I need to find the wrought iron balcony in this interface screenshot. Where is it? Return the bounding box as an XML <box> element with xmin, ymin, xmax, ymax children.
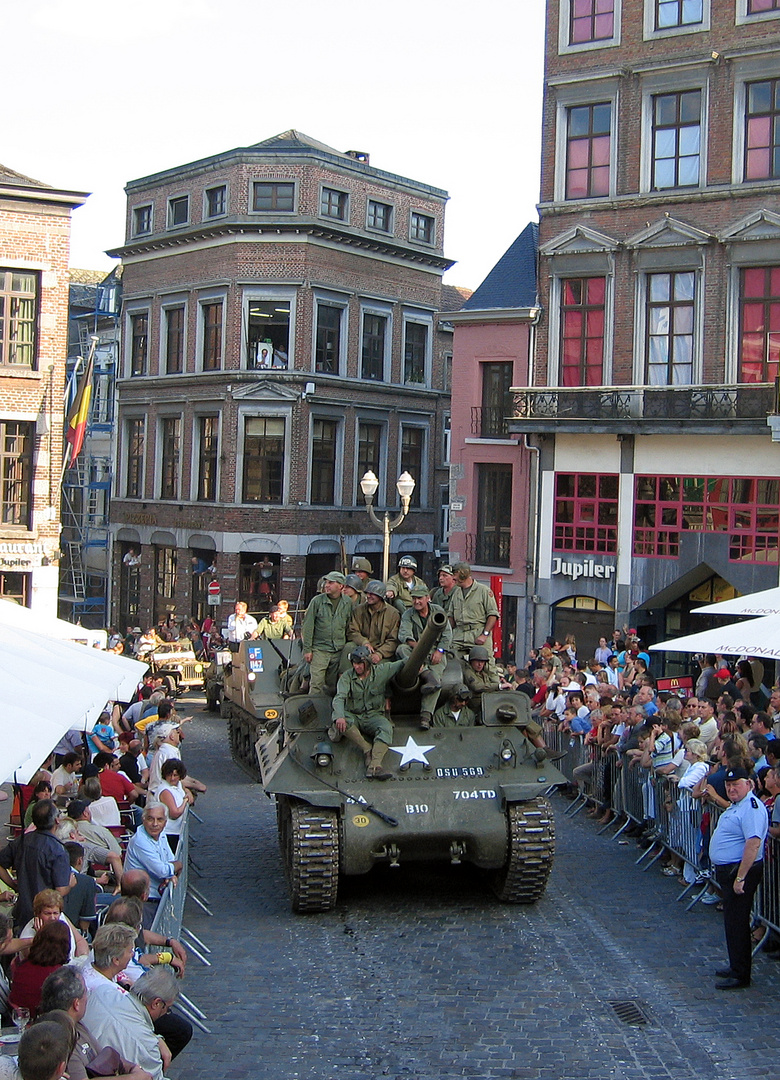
<box><xmin>464</xmin><ymin>531</ymin><xmax>512</xmax><ymax>568</ymax></box>
<box><xmin>471</xmin><ymin>406</ymin><xmax>510</xmax><ymax>438</ymax></box>
<box><xmin>510</xmin><ymin>383</ymin><xmax>777</xmax><ymax>435</ymax></box>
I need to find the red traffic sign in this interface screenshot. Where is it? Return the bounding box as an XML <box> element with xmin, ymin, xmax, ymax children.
<box><xmin>207</xmin><ymin>580</ymin><xmax>220</xmax><ymax>596</ymax></box>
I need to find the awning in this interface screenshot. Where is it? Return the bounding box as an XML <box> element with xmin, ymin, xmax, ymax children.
<box><xmin>693</xmin><ymin>585</ymin><xmax>780</xmax><ymax>618</ymax></box>
<box><xmin>0</xmin><ymin>603</ymin><xmax>148</xmax><ymax>784</ymax></box>
<box><xmin>648</xmin><ymin>613</ymin><xmax>780</xmax><ymax>661</ymax></box>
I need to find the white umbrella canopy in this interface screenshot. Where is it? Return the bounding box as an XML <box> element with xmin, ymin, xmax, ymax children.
<box><xmin>649</xmin><ymin>613</ymin><xmax>780</xmax><ymax>661</ymax></box>
<box><xmin>0</xmin><ymin>598</ymin><xmax>107</xmax><ymax>647</ymax></box>
<box><xmin>0</xmin><ymin>619</ymin><xmax>148</xmax><ymax>785</ymax></box>
<box><xmin>692</xmin><ymin>585</ymin><xmax>780</xmax><ymax>618</ymax></box>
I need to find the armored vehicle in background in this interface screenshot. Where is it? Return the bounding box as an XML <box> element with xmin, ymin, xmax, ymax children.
<box><xmin>255</xmin><ymin>612</ymin><xmax>565</xmax><ymax>912</ymax></box>
<box><xmin>222</xmin><ymin>636</ymin><xmax>302</xmax><ymax>778</ymax></box>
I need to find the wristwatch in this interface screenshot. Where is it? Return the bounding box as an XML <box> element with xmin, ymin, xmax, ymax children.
<box><xmin>735</xmin><ymin>876</ymin><xmax>745</xmax><ymax>883</ymax></box>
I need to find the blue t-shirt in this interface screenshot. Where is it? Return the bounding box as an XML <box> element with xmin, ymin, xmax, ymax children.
<box><xmin>86</xmin><ymin>722</ymin><xmax>115</xmax><ymax>757</ymax></box>
<box><xmin>570</xmin><ymin>714</ymin><xmax>592</xmax><ymax>735</ymax></box>
<box><xmin>710</xmin><ymin>792</ymin><xmax>768</xmax><ymax>865</ymax></box>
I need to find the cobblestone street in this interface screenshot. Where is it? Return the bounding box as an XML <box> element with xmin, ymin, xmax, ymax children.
<box><xmin>174</xmin><ymin>697</ymin><xmax>780</xmax><ymax>1080</ymax></box>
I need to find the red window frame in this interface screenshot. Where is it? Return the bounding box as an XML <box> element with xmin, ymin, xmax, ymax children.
<box><xmin>633</xmin><ymin>475</ymin><xmax>780</xmax><ymax>563</ymax></box>
<box><xmin>560</xmin><ymin>277</ymin><xmax>606</xmax><ymax>387</ymax></box>
<box><xmin>745</xmin><ymin>79</ymin><xmax>780</xmax><ymax>181</ymax></box>
<box><xmin>554</xmin><ymin>473</ymin><xmax>618</xmax><ymax>554</ymax></box>
<box><xmin>739</xmin><ymin>266</ymin><xmax>780</xmax><ymax>383</ymax></box>
<box><xmin>748</xmin><ymin>0</ymin><xmax>780</xmax><ymax>12</ymax></box>
<box><xmin>570</xmin><ymin>0</ymin><xmax>614</xmax><ymax>43</ymax></box>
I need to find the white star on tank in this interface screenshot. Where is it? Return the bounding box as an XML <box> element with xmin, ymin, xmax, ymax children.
<box><xmin>389</xmin><ymin>735</ymin><xmax>436</xmax><ymax>766</ymax></box>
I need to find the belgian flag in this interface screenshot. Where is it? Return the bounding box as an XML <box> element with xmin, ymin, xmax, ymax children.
<box><xmin>64</xmin><ymin>352</ymin><xmax>94</xmax><ymax>465</ymax></box>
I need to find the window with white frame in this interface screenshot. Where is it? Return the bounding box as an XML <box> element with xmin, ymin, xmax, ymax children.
<box><xmin>133</xmin><ymin>205</ymin><xmax>152</xmax><ymax>236</ymax></box>
<box><xmin>320</xmin><ymin>187</ymin><xmax>348</xmax><ymax>221</ymax></box>
<box><xmin>314</xmin><ymin>302</ymin><xmax>345</xmax><ymax>374</ymax></box>
<box><xmin>168</xmin><ymin>195</ymin><xmax>189</xmax><ymax>228</ymax></box>
<box><xmin>651</xmin><ymin>89</ymin><xmax>702</xmax><ymax>189</ymax></box>
<box><xmin>127</xmin><ymin>311</ymin><xmax>149</xmax><ymax>377</ymax></box>
<box><xmin>252</xmin><ymin>182</ymin><xmax>295</xmax><ymax>212</ymax></box>
<box><xmin>410</xmin><ymin>212</ymin><xmax>434</xmax><ymax>244</ymax></box>
<box><xmin>403</xmin><ymin>316</ymin><xmax>431</xmax><ymax>385</ymax></box>
<box><xmin>310</xmin><ymin>418</ymin><xmax>340</xmax><ymax>505</ymax></box>
<box><xmin>400</xmin><ymin>426</ymin><xmax>425</xmax><ymax>507</ymax></box>
<box><xmin>201</xmin><ymin>299</ymin><xmax>223</xmax><ymax>371</ymax></box>
<box><xmin>737</xmin><ymin>0</ymin><xmax>780</xmax><ymax>24</ymax></box>
<box><xmin>558</xmin><ymin>0</ymin><xmax>621</xmax><ymax>51</ymax></box>
<box><xmin>245</xmin><ymin>296</ymin><xmax>291</xmax><ymax>370</ymax></box>
<box><xmin>159</xmin><ymin>416</ymin><xmax>181</xmax><ymax>500</ymax></box>
<box><xmin>196</xmin><ymin>415</ymin><xmax>219</xmax><ymax>502</ymax></box>
<box><xmin>644</xmin><ymin>0</ymin><xmax>707</xmax><ymax>35</ymax></box>
<box><xmin>566</xmin><ymin>103</ymin><xmax>612</xmax><ymax>199</ymax></box>
<box><xmin>360</xmin><ymin>306</ymin><xmax>390</xmax><ymax>381</ymax></box>
<box><xmin>367</xmin><ymin>200</ymin><xmax>393</xmax><ymax>232</ymax></box>
<box><xmin>205</xmin><ymin>185</ymin><xmax>227</xmax><ymax>218</ymax></box>
<box><xmin>163</xmin><ymin>305</ymin><xmax>185</xmax><ymax>375</ymax></box>
<box><xmin>243</xmin><ymin>416</ymin><xmax>285</xmax><ymax>503</ymax></box>
<box><xmin>743</xmin><ymin>78</ymin><xmax>780</xmax><ymax>182</ymax></box>
<box><xmin>644</xmin><ymin>270</ymin><xmax>696</xmax><ymax>384</ymax></box>
<box><xmin>125</xmin><ymin>417</ymin><xmax>145</xmax><ymax>498</ymax></box>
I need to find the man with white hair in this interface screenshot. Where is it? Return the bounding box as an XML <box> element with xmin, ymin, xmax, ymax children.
<box><xmin>124</xmin><ymin>807</ymin><xmax>182</xmax><ymax>902</ymax></box>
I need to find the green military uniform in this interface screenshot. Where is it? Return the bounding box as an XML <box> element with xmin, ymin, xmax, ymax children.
<box><xmin>349</xmin><ymin>600</ymin><xmax>400</xmax><ymax>660</ymax></box>
<box><xmin>429</xmin><ymin>585</ymin><xmax>456</xmax><ymax>613</ymax></box>
<box><xmin>463</xmin><ymin>665</ymin><xmax>500</xmax><ymax>697</ymax></box>
<box><xmin>397</xmin><ymin>601</ymin><xmax>453</xmax><ymax>725</ymax></box>
<box><xmin>332</xmin><ymin>659</ymin><xmax>404</xmax><ymax>746</ymax></box>
<box><xmin>432</xmin><ymin>702</ymin><xmax>476</xmax><ymax>728</ymax></box>
<box><xmin>257</xmin><ymin>614</ymin><xmax>293</xmax><ymax>639</ymax></box>
<box><xmin>450</xmin><ymin>580</ymin><xmax>499</xmax><ymax>657</ymax></box>
<box><xmin>386</xmin><ymin>573</ymin><xmax>429</xmax><ymax>611</ymax></box>
<box><xmin>302</xmin><ymin>592</ymin><xmax>353</xmax><ymax>693</ymax></box>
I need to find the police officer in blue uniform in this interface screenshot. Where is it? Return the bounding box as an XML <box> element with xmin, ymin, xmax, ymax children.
<box><xmin>709</xmin><ymin>766</ymin><xmax>768</xmax><ymax>989</ymax></box>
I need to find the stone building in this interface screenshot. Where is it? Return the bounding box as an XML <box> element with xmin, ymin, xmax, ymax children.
<box><xmin>510</xmin><ymin>0</ymin><xmax>780</xmax><ymax>665</ymax></box>
<box><xmin>0</xmin><ymin>164</ymin><xmax>87</xmax><ymax>614</ymax></box>
<box><xmin>107</xmin><ymin>131</ymin><xmax>454</xmax><ymax>631</ymax></box>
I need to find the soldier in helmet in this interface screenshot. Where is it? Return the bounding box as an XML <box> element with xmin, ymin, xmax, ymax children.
<box><xmin>329</xmin><ymin>645</ymin><xmax>404</xmax><ymax>780</ymax></box>
<box><xmin>350</xmin><ymin>556</ymin><xmax>374</xmax><ymax>586</ymax></box>
<box><xmin>432</xmin><ymin>684</ymin><xmax>476</xmax><ymax>728</ymax></box>
<box><xmin>397</xmin><ymin>585</ymin><xmax>453</xmax><ymax>729</ymax></box>
<box><xmin>463</xmin><ymin>644</ymin><xmax>500</xmax><ymax>719</ymax></box>
<box><xmin>386</xmin><ymin>556</ymin><xmax>428</xmax><ymax>612</ymax></box>
<box><xmin>342</xmin><ymin>574</ymin><xmax>366</xmax><ymax>605</ymax></box>
<box><xmin>347</xmin><ymin>580</ymin><xmax>400</xmax><ymax>665</ymax></box>
<box><xmin>449</xmin><ymin>563</ymin><xmax>499</xmax><ymax>661</ymax></box>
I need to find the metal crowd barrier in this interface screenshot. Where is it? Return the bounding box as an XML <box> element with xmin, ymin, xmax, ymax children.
<box><xmin>151</xmin><ymin>812</ymin><xmax>213</xmax><ymax>1033</ymax></box>
<box><xmin>543</xmin><ymin>724</ymin><xmax>780</xmax><ymax>941</ymax></box>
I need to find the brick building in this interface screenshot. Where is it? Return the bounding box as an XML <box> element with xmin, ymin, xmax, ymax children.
<box><xmin>447</xmin><ymin>224</ymin><xmax>540</xmax><ymax>660</ymax></box>
<box><xmin>0</xmin><ymin>165</ymin><xmax>87</xmax><ymax>614</ymax></box>
<box><xmin>107</xmin><ymin>131</ymin><xmax>454</xmax><ymax>631</ymax></box>
<box><xmin>507</xmin><ymin>0</ymin><xmax>780</xmax><ymax>666</ymax></box>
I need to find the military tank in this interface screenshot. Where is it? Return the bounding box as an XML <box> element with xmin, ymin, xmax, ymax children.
<box><xmin>221</xmin><ymin>635</ymin><xmax>302</xmax><ymax>779</ymax></box>
<box><xmin>256</xmin><ymin>611</ymin><xmax>566</xmax><ymax>912</ymax></box>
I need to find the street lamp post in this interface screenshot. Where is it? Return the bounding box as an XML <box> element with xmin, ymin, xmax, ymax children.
<box><xmin>360</xmin><ymin>470</ymin><xmax>416</xmax><ymax>582</ymax></box>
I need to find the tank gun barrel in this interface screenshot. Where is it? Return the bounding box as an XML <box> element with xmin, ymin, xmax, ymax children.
<box><xmin>394</xmin><ymin>609</ymin><xmax>448</xmax><ymax>692</ymax></box>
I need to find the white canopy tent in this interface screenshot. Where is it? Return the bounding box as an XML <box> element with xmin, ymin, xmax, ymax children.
<box><xmin>692</xmin><ymin>585</ymin><xmax>780</xmax><ymax>618</ymax></box>
<box><xmin>0</xmin><ymin>605</ymin><xmax>147</xmax><ymax>785</ymax></box>
<box><xmin>0</xmin><ymin>598</ymin><xmax>107</xmax><ymax>648</ymax></box>
<box><xmin>648</xmin><ymin>613</ymin><xmax>780</xmax><ymax>662</ymax></box>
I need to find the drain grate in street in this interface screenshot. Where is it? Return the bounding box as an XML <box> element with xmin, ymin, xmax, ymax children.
<box><xmin>607</xmin><ymin>999</ymin><xmax>651</xmax><ymax>1025</ymax></box>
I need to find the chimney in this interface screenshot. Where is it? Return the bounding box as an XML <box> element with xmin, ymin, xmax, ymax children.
<box><xmin>345</xmin><ymin>150</ymin><xmax>370</xmax><ymax>164</ymax></box>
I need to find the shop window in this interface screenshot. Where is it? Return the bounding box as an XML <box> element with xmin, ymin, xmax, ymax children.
<box><xmin>633</xmin><ymin>475</ymin><xmax>780</xmax><ymax>563</ymax></box>
<box><xmin>739</xmin><ymin>266</ymin><xmax>780</xmax><ymax>382</ymax></box>
<box><xmin>554</xmin><ymin>472</ymin><xmax>618</xmax><ymax>553</ymax></box>
<box><xmin>0</xmin><ymin>571</ymin><xmax>29</xmax><ymax>606</ymax></box>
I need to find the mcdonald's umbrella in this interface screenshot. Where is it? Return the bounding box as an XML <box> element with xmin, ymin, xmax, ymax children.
<box><xmin>648</xmin><ymin>613</ymin><xmax>780</xmax><ymax>662</ymax></box>
<box><xmin>692</xmin><ymin>585</ymin><xmax>780</xmax><ymax>618</ymax></box>
<box><xmin>0</xmin><ymin>613</ymin><xmax>148</xmax><ymax>785</ymax></box>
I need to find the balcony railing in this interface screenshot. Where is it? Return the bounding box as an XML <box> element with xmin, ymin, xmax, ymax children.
<box><xmin>511</xmin><ymin>383</ymin><xmax>776</xmax><ymax>424</ymax></box>
<box><xmin>471</xmin><ymin>406</ymin><xmax>510</xmax><ymax>438</ymax></box>
<box><xmin>464</xmin><ymin>531</ymin><xmax>512</xmax><ymax>568</ymax></box>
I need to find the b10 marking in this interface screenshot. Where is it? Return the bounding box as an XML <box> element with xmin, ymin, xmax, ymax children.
<box><xmin>405</xmin><ymin>803</ymin><xmax>430</xmax><ymax>814</ymax></box>
<box><xmin>453</xmin><ymin>789</ymin><xmax>497</xmax><ymax>800</ymax></box>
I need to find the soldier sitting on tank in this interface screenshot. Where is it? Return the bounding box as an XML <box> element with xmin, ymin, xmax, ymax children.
<box><xmin>462</xmin><ymin>644</ymin><xmax>500</xmax><ymax>719</ymax></box>
<box><xmin>342</xmin><ymin>574</ymin><xmax>366</xmax><ymax>605</ymax></box>
<box><xmin>346</xmin><ymin>580</ymin><xmax>400</xmax><ymax>668</ymax></box>
<box><xmin>385</xmin><ymin>556</ymin><xmax>429</xmax><ymax>613</ymax></box>
<box><xmin>432</xmin><ymin>685</ymin><xmax>476</xmax><ymax>728</ymax></box>
<box><xmin>397</xmin><ymin>585</ymin><xmax>453</xmax><ymax>730</ymax></box>
<box><xmin>328</xmin><ymin>645</ymin><xmax>404</xmax><ymax>780</ymax></box>
<box><xmin>256</xmin><ymin>605</ymin><xmax>293</xmax><ymax>639</ymax></box>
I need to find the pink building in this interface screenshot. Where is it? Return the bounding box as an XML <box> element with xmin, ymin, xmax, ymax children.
<box><xmin>446</xmin><ymin>223</ymin><xmax>540</xmax><ymax>660</ymax></box>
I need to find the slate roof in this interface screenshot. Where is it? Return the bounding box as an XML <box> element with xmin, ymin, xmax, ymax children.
<box><xmin>462</xmin><ymin>222</ymin><xmax>538</xmax><ymax>311</ymax></box>
<box><xmin>69</xmin><ymin>268</ymin><xmax>108</xmax><ymax>285</ymax></box>
<box><xmin>0</xmin><ymin>163</ymin><xmax>49</xmax><ymax>189</ymax></box>
<box><xmin>440</xmin><ymin>284</ymin><xmax>473</xmax><ymax>312</ymax></box>
<box><xmin>250</xmin><ymin>129</ymin><xmax>346</xmax><ymax>157</ymax></box>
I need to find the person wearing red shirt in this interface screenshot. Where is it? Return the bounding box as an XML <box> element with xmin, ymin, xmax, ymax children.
<box><xmin>93</xmin><ymin>753</ymin><xmax>142</xmax><ymax>804</ymax></box>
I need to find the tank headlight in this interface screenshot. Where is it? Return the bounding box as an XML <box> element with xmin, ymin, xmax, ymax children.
<box><xmin>311</xmin><ymin>741</ymin><xmax>334</xmax><ymax>767</ymax></box>
<box><xmin>500</xmin><ymin>739</ymin><xmax>517</xmax><ymax>766</ymax></box>
<box><xmin>247</xmin><ymin>671</ymin><xmax>256</xmax><ymax>682</ymax></box>
<box><xmin>316</xmin><ymin>754</ymin><xmax>331</xmax><ymax>767</ymax></box>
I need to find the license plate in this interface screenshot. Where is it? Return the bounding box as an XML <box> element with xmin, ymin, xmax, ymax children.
<box><xmin>435</xmin><ymin>766</ymin><xmax>485</xmax><ymax>778</ymax></box>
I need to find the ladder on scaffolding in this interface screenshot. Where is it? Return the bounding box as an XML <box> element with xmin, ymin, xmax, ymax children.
<box><xmin>65</xmin><ymin>541</ymin><xmax>86</xmax><ymax>601</ymax></box>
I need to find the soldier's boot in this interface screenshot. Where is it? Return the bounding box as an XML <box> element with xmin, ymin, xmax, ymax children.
<box><xmin>326</xmin><ymin>724</ymin><xmax>342</xmax><ymax>743</ymax></box>
<box><xmin>366</xmin><ymin>741</ymin><xmax>393</xmax><ymax>781</ymax></box>
<box><xmin>343</xmin><ymin>726</ymin><xmax>372</xmax><ymax>755</ymax></box>
<box><xmin>419</xmin><ymin>712</ymin><xmax>433</xmax><ymax>730</ymax></box>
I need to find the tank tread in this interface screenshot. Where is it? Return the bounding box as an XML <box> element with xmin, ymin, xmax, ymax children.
<box><xmin>491</xmin><ymin>797</ymin><xmax>555</xmax><ymax>904</ymax></box>
<box><xmin>226</xmin><ymin>711</ymin><xmax>264</xmax><ymax>783</ymax></box>
<box><xmin>283</xmin><ymin>800</ymin><xmax>340</xmax><ymax>913</ymax></box>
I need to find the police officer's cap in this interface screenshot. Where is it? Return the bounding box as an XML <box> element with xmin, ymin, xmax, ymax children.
<box><xmin>469</xmin><ymin>644</ymin><xmax>490</xmax><ymax>661</ymax></box>
<box><xmin>344</xmin><ymin>574</ymin><xmax>365</xmax><ymax>592</ymax></box>
<box><xmin>724</xmin><ymin>766</ymin><xmax>751</xmax><ymax>782</ymax></box>
<box><xmin>398</xmin><ymin>555</ymin><xmax>417</xmax><ymax>569</ymax></box>
<box><xmin>350</xmin><ymin>644</ymin><xmax>373</xmax><ymax>663</ymax></box>
<box><xmin>365</xmin><ymin>579</ymin><xmax>386</xmax><ymax>599</ymax></box>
